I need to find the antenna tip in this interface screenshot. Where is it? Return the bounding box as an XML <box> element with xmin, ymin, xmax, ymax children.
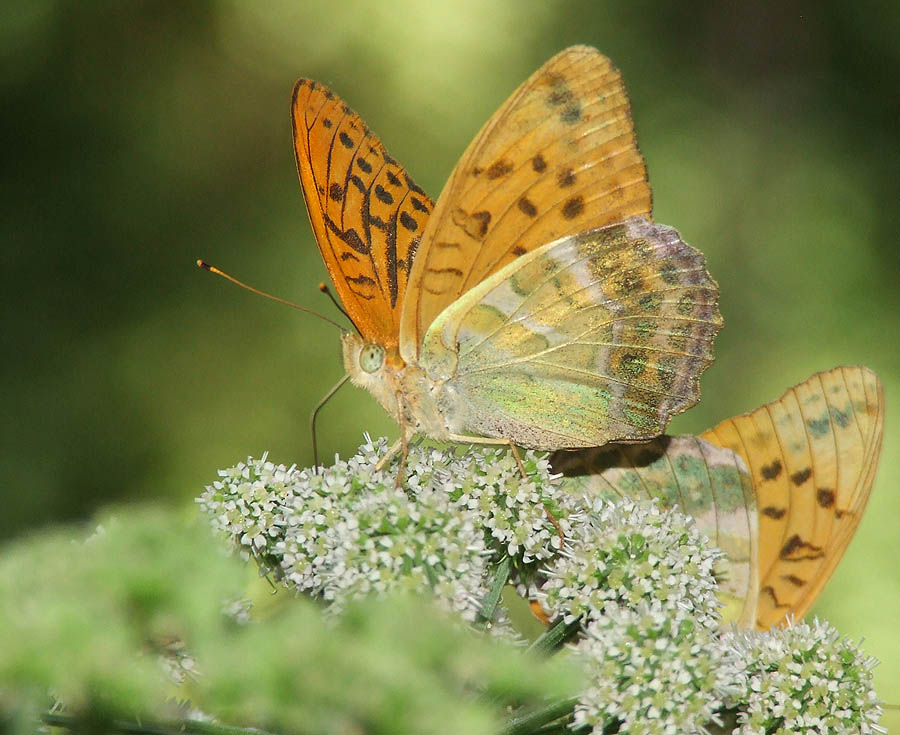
<box><xmin>197</xmin><ymin>259</ymin><xmax>211</xmax><ymax>271</ymax></box>
<box><xmin>318</xmin><ymin>282</ymin><xmax>328</xmax><ymax>292</ymax></box>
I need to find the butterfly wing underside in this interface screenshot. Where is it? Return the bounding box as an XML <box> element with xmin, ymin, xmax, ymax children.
<box><xmin>551</xmin><ymin>436</ymin><xmax>759</xmax><ymax>628</ymax></box>
<box><xmin>401</xmin><ymin>46</ymin><xmax>652</xmax><ymax>361</ymax></box>
<box><xmin>292</xmin><ymin>80</ymin><xmax>434</xmax><ymax>348</ymax></box>
<box><xmin>420</xmin><ymin>217</ymin><xmax>721</xmax><ymax>447</ymax></box>
<box><xmin>701</xmin><ymin>366</ymin><xmax>884</xmax><ymax>630</ymax></box>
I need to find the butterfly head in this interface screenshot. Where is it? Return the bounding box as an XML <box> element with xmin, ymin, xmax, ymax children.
<box><xmin>358</xmin><ymin>343</ymin><xmax>385</xmax><ymax>374</ymax></box>
<box><xmin>340</xmin><ymin>332</ymin><xmax>407</xmax><ymax>417</ymax></box>
<box><xmin>340</xmin><ymin>332</ymin><xmax>401</xmax><ymax>374</ymax></box>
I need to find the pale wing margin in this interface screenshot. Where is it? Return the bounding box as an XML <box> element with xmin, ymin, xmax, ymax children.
<box><xmin>420</xmin><ymin>215</ymin><xmax>722</xmax><ymax>449</ymax></box>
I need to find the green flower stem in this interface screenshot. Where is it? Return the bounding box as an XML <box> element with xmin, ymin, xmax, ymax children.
<box><xmin>478</xmin><ymin>556</ymin><xmax>511</xmax><ymax>622</ymax></box>
<box><xmin>498</xmin><ymin>696</ymin><xmax>579</xmax><ymax>735</ymax></box>
<box><xmin>41</xmin><ymin>712</ymin><xmax>280</xmax><ymax>735</ymax></box>
<box><xmin>527</xmin><ymin>618</ymin><xmax>580</xmax><ymax>656</ymax></box>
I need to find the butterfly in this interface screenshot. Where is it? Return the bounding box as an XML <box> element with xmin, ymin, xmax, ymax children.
<box><xmin>551</xmin><ymin>365</ymin><xmax>885</xmax><ymax>630</ymax></box>
<box><xmin>292</xmin><ymin>46</ymin><xmax>722</xmax><ymax>466</ymax></box>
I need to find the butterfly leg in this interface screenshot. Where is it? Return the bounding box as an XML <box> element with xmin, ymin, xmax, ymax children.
<box><xmin>392</xmin><ymin>392</ymin><xmax>411</xmax><ymax>489</ymax></box>
<box><xmin>396</xmin><ymin>431</ymin><xmax>409</xmax><ymax>489</ymax></box>
<box><xmin>374</xmin><ymin>397</ymin><xmax>412</xmax><ymax>488</ymax></box>
<box><xmin>375</xmin><ymin>438</ymin><xmax>403</xmax><ymax>472</ymax></box>
<box><xmin>446</xmin><ymin>434</ymin><xmax>565</xmax><ymax>550</ymax></box>
<box><xmin>447</xmin><ymin>434</ymin><xmax>528</xmax><ymax>474</ymax></box>
<box><xmin>374</xmin><ymin>435</ymin><xmax>409</xmax><ymax>489</ymax></box>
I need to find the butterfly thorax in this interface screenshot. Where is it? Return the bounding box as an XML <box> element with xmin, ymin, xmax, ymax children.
<box><xmin>340</xmin><ymin>332</ymin><xmax>453</xmax><ymax>439</ymax></box>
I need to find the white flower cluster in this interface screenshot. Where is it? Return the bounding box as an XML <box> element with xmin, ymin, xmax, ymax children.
<box><xmin>574</xmin><ymin>601</ymin><xmax>743</xmax><ymax>735</ymax></box>
<box><xmin>536</xmin><ymin>495</ymin><xmax>733</xmax><ymax>734</ymax></box>
<box><xmin>221</xmin><ymin>598</ymin><xmax>252</xmax><ymax>625</ymax></box>
<box><xmin>723</xmin><ymin>618</ymin><xmax>883</xmax><ymax>735</ymax></box>
<box><xmin>447</xmin><ymin>448</ymin><xmax>579</xmax><ymax>562</ymax></box>
<box><xmin>157</xmin><ymin>640</ymin><xmax>200</xmax><ymax>686</ymax></box>
<box><xmin>199</xmin><ymin>439</ymin><xmax>883</xmax><ymax>734</ymax></box>
<box><xmin>197</xmin><ymin>437</ymin><xmax>574</xmax><ymax>625</ymax></box>
<box><xmin>537</xmin><ymin>495</ymin><xmax>722</xmax><ymax>628</ymax></box>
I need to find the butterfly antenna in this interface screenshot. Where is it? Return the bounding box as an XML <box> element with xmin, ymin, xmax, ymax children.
<box><xmin>318</xmin><ymin>282</ymin><xmax>359</xmax><ymax>334</ymax></box>
<box><xmin>310</xmin><ymin>374</ymin><xmax>350</xmax><ymax>472</ymax></box>
<box><xmin>197</xmin><ymin>260</ymin><xmax>346</xmax><ymax>331</ymax></box>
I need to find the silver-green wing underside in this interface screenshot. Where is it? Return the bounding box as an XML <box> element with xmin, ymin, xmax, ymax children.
<box><xmin>421</xmin><ymin>216</ymin><xmax>722</xmax><ymax>449</ymax></box>
<box><xmin>551</xmin><ymin>436</ymin><xmax>759</xmax><ymax>628</ymax></box>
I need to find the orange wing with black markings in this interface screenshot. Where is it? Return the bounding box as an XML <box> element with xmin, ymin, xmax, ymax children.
<box><xmin>291</xmin><ymin>79</ymin><xmax>434</xmax><ymax>349</ymax></box>
<box><xmin>701</xmin><ymin>366</ymin><xmax>884</xmax><ymax>629</ymax></box>
<box><xmin>400</xmin><ymin>46</ymin><xmax>652</xmax><ymax>359</ymax></box>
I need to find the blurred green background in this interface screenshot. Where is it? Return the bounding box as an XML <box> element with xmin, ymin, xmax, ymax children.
<box><xmin>3</xmin><ymin>0</ymin><xmax>898</xmax><ymax>722</ymax></box>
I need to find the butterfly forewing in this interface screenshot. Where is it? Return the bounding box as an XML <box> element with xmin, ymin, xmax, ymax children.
<box><xmin>292</xmin><ymin>79</ymin><xmax>434</xmax><ymax>348</ymax></box>
<box><xmin>421</xmin><ymin>217</ymin><xmax>721</xmax><ymax>448</ymax></box>
<box><xmin>701</xmin><ymin>366</ymin><xmax>884</xmax><ymax>629</ymax></box>
<box><xmin>401</xmin><ymin>46</ymin><xmax>652</xmax><ymax>360</ymax></box>
<box><xmin>551</xmin><ymin>436</ymin><xmax>759</xmax><ymax>629</ymax></box>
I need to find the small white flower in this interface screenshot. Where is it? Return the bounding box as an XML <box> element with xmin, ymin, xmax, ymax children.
<box><xmin>723</xmin><ymin>618</ymin><xmax>883</xmax><ymax>735</ymax></box>
<box><xmin>198</xmin><ymin>437</ymin><xmax>570</xmax><ymax>637</ymax></box>
<box><xmin>574</xmin><ymin>599</ymin><xmax>743</xmax><ymax>735</ymax></box>
<box><xmin>536</xmin><ymin>496</ymin><xmax>722</xmax><ymax>630</ymax></box>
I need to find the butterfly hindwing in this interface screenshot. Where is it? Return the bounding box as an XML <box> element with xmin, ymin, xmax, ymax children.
<box><xmin>292</xmin><ymin>79</ymin><xmax>434</xmax><ymax>348</ymax></box>
<box><xmin>551</xmin><ymin>436</ymin><xmax>759</xmax><ymax>629</ymax></box>
<box><xmin>701</xmin><ymin>366</ymin><xmax>884</xmax><ymax>629</ymax></box>
<box><xmin>401</xmin><ymin>46</ymin><xmax>652</xmax><ymax>360</ymax></box>
<box><xmin>550</xmin><ymin>366</ymin><xmax>883</xmax><ymax>630</ymax></box>
<box><xmin>420</xmin><ymin>216</ymin><xmax>721</xmax><ymax>447</ymax></box>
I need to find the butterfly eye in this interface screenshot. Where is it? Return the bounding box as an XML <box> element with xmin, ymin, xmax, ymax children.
<box><xmin>359</xmin><ymin>344</ymin><xmax>385</xmax><ymax>373</ymax></box>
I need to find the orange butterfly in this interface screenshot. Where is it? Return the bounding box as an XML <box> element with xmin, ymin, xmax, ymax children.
<box><xmin>292</xmin><ymin>47</ymin><xmax>721</xmax><ymax>467</ymax></box>
<box><xmin>552</xmin><ymin>366</ymin><xmax>885</xmax><ymax>630</ymax></box>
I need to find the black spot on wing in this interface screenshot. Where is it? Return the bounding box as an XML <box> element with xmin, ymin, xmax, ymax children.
<box><xmin>399</xmin><ymin>211</ymin><xmax>418</xmax><ymax>232</ymax></box>
<box><xmin>346</xmin><ymin>274</ymin><xmax>375</xmax><ymax>286</ymax></box>
<box><xmin>374</xmin><ymin>185</ymin><xmax>394</xmax><ymax>205</ymax></box>
<box><xmin>518</xmin><ymin>197</ymin><xmax>537</xmax><ymax>217</ymax></box>
<box><xmin>761</xmin><ymin>459</ymin><xmax>783</xmax><ymax>480</ymax></box>
<box><xmin>760</xmin><ymin>585</ymin><xmax>790</xmax><ymax>610</ymax></box>
<box><xmin>404</xmin><ymin>173</ymin><xmax>427</xmax><ymax>197</ymax></box>
<box><xmin>557</xmin><ymin>168</ymin><xmax>576</xmax><ymax>187</ymax></box>
<box><xmin>348</xmin><ymin>175</ymin><xmax>367</xmax><ymax>195</ymax></box>
<box><xmin>562</xmin><ymin>196</ymin><xmax>584</xmax><ymax>219</ymax></box>
<box><xmin>780</xmin><ymin>534</ymin><xmax>824</xmax><ymax>560</ymax></box>
<box><xmin>367</xmin><ymin>213</ymin><xmax>388</xmax><ymax>231</ymax></box>
<box><xmin>324</xmin><ymin>214</ymin><xmax>370</xmax><ymax>255</ymax></box>
<box><xmin>790</xmin><ymin>468</ymin><xmax>812</xmax><ymax>486</ymax></box>
<box><xmin>560</xmin><ymin>103</ymin><xmax>582</xmax><ymax>124</ymax></box>
<box><xmin>426</xmin><ymin>266</ymin><xmax>464</xmax><ymax>277</ymax></box>
<box><xmin>471</xmin><ymin>210</ymin><xmax>491</xmax><ymax>237</ymax></box>
<box><xmin>486</xmin><ymin>159</ymin><xmax>513</xmax><ymax>179</ymax></box>
<box><xmin>782</xmin><ymin>574</ymin><xmax>807</xmax><ymax>587</ymax></box>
